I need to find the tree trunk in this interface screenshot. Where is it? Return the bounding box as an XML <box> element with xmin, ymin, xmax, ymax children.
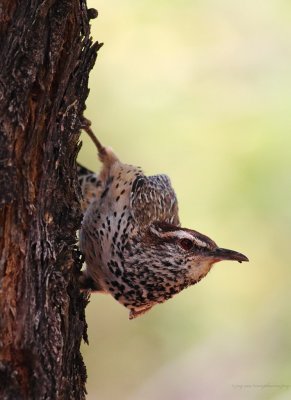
<box><xmin>0</xmin><ymin>1</ymin><xmax>101</xmax><ymax>398</ymax></box>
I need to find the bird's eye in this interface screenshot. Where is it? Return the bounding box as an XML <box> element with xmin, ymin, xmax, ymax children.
<box><xmin>179</xmin><ymin>238</ymin><xmax>193</xmax><ymax>251</ymax></box>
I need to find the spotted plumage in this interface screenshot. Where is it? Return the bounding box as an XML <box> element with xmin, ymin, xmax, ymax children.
<box><xmin>77</xmin><ymin>164</ymin><xmax>103</xmax><ymax>212</ymax></box>
<box><xmin>79</xmin><ymin>122</ymin><xmax>248</xmax><ymax>319</ymax></box>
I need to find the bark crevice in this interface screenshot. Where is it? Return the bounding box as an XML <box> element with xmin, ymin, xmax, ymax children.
<box><xmin>0</xmin><ymin>1</ymin><xmax>101</xmax><ymax>399</ymax></box>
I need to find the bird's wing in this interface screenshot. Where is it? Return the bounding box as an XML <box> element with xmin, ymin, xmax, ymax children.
<box><xmin>130</xmin><ymin>174</ymin><xmax>180</xmax><ymax>228</ymax></box>
<box><xmin>77</xmin><ymin>163</ymin><xmax>102</xmax><ymax>213</ymax></box>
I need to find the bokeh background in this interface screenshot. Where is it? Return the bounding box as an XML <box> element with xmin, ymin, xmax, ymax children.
<box><xmin>79</xmin><ymin>1</ymin><xmax>291</xmax><ymax>399</ymax></box>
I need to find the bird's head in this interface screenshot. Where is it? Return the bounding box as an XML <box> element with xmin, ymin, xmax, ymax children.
<box><xmin>147</xmin><ymin>221</ymin><xmax>248</xmax><ymax>281</ymax></box>
<box><xmin>123</xmin><ymin>221</ymin><xmax>248</xmax><ymax>318</ymax></box>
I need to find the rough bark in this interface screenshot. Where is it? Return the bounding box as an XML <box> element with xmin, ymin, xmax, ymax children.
<box><xmin>0</xmin><ymin>1</ymin><xmax>102</xmax><ymax>399</ymax></box>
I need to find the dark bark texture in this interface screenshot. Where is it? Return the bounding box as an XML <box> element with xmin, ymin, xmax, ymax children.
<box><xmin>0</xmin><ymin>1</ymin><xmax>102</xmax><ymax>399</ymax></box>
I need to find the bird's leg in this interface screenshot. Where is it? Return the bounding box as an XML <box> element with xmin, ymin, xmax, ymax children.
<box><xmin>80</xmin><ymin>117</ymin><xmax>107</xmax><ymax>159</ymax></box>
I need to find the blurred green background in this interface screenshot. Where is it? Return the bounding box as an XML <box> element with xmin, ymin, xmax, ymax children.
<box><xmin>79</xmin><ymin>1</ymin><xmax>291</xmax><ymax>399</ymax></box>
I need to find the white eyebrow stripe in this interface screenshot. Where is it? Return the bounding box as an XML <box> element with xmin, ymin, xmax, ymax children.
<box><xmin>151</xmin><ymin>226</ymin><xmax>210</xmax><ymax>248</ymax></box>
<box><xmin>167</xmin><ymin>231</ymin><xmax>193</xmax><ymax>240</ymax></box>
<box><xmin>192</xmin><ymin>238</ymin><xmax>207</xmax><ymax>248</ymax></box>
<box><xmin>165</xmin><ymin>230</ymin><xmax>208</xmax><ymax>247</ymax></box>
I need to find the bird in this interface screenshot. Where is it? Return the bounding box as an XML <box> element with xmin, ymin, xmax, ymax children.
<box><xmin>78</xmin><ymin>120</ymin><xmax>248</xmax><ymax>319</ymax></box>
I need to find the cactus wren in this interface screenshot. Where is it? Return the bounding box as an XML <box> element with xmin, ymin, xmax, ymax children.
<box><xmin>78</xmin><ymin>121</ymin><xmax>248</xmax><ymax>319</ymax></box>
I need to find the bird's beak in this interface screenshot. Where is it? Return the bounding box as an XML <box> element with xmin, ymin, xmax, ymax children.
<box><xmin>208</xmin><ymin>247</ymin><xmax>249</xmax><ymax>263</ymax></box>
